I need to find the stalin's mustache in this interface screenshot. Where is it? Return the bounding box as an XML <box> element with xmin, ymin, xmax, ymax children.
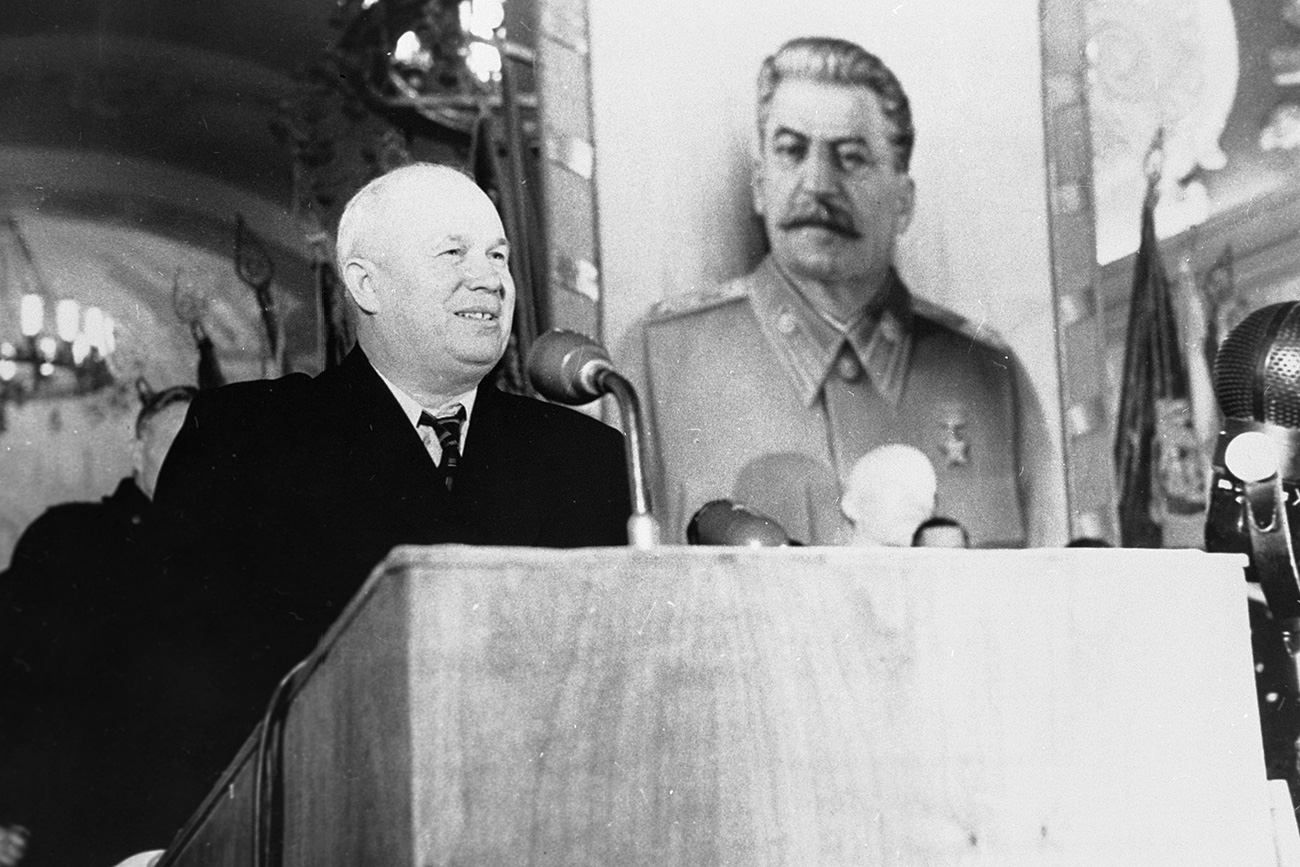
<box><xmin>779</xmin><ymin>199</ymin><xmax>861</xmax><ymax>239</ymax></box>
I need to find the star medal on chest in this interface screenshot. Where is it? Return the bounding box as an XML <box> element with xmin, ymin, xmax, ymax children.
<box><xmin>939</xmin><ymin>402</ymin><xmax>970</xmax><ymax>468</ymax></box>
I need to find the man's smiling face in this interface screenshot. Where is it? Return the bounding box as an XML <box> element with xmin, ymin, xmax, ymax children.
<box><xmin>365</xmin><ymin>171</ymin><xmax>516</xmax><ymax>391</ymax></box>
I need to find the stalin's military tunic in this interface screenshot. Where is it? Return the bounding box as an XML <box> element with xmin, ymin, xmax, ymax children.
<box><xmin>634</xmin><ymin>257</ymin><xmax>1043</xmax><ymax>547</ymax></box>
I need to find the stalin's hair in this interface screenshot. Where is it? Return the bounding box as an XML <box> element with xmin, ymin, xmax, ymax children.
<box><xmin>756</xmin><ymin>36</ymin><xmax>915</xmax><ymax>172</ymax></box>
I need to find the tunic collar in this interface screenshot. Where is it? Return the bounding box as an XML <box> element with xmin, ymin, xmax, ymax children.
<box><xmin>746</xmin><ymin>257</ymin><xmax>913</xmax><ymax>408</ymax></box>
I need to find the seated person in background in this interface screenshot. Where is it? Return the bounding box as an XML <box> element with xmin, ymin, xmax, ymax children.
<box><xmin>5</xmin><ymin>383</ymin><xmax>195</xmax><ymax>575</ymax></box>
<box><xmin>912</xmin><ymin>516</ymin><xmax>970</xmax><ymax>548</ymax></box>
<box><xmin>633</xmin><ymin>36</ymin><xmax>1049</xmax><ymax>546</ymax></box>
<box><xmin>144</xmin><ymin>163</ymin><xmax>630</xmax><ymax>837</ymax></box>
<box><xmin>0</xmin><ymin>384</ymin><xmax>196</xmax><ymax>867</ymax></box>
<box><xmin>840</xmin><ymin>443</ymin><xmax>935</xmax><ymax>547</ymax></box>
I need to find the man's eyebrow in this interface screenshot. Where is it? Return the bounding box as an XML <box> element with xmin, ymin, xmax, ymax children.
<box><xmin>770</xmin><ymin>127</ymin><xmax>871</xmax><ymax>149</ymax></box>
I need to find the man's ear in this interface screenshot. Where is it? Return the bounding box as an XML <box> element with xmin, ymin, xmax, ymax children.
<box><xmin>894</xmin><ymin>175</ymin><xmax>917</xmax><ymax>236</ymax></box>
<box><xmin>750</xmin><ymin>154</ymin><xmax>767</xmax><ymax>218</ymax></box>
<box><xmin>343</xmin><ymin>258</ymin><xmax>380</xmax><ymax>315</ymax></box>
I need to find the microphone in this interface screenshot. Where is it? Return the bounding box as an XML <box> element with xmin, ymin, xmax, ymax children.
<box><xmin>1208</xmin><ymin>301</ymin><xmax>1300</xmax><ymax>619</ymax></box>
<box><xmin>1209</xmin><ymin>301</ymin><xmax>1300</xmax><ymax>795</ymax></box>
<box><xmin>526</xmin><ymin>329</ymin><xmax>660</xmax><ymax>548</ymax></box>
<box><xmin>525</xmin><ymin>328</ymin><xmax>615</xmax><ymax>404</ymax></box>
<box><xmin>734</xmin><ymin>451</ymin><xmax>840</xmax><ymax>545</ymax></box>
<box><xmin>686</xmin><ymin>499</ymin><xmax>803</xmax><ymax>546</ymax></box>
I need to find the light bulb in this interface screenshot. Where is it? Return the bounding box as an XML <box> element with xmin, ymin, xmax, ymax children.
<box><xmin>468</xmin><ymin>0</ymin><xmax>504</xmax><ymax>39</ymax></box>
<box><xmin>393</xmin><ymin>31</ymin><xmax>428</xmax><ymax>68</ymax></box>
<box><xmin>56</xmin><ymin>299</ymin><xmax>80</xmax><ymax>342</ymax></box>
<box><xmin>20</xmin><ymin>294</ymin><xmax>44</xmax><ymax>337</ymax></box>
<box><xmin>83</xmin><ymin>307</ymin><xmax>104</xmax><ymax>350</ymax></box>
<box><xmin>465</xmin><ymin>42</ymin><xmax>501</xmax><ymax>83</ymax></box>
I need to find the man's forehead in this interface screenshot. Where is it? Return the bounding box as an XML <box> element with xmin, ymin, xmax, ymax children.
<box><xmin>390</xmin><ymin>173</ymin><xmax>479</xmax><ymax>213</ymax></box>
<box><xmin>388</xmin><ymin>180</ymin><xmax>505</xmax><ymax>239</ymax></box>
<box><xmin>762</xmin><ymin>80</ymin><xmax>887</xmax><ymax>139</ymax></box>
<box><xmin>438</xmin><ymin>229</ymin><xmax>510</xmax><ymax>248</ymax></box>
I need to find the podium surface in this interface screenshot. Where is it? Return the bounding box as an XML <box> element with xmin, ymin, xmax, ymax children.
<box><xmin>162</xmin><ymin>545</ymin><xmax>1274</xmax><ymax>866</ymax></box>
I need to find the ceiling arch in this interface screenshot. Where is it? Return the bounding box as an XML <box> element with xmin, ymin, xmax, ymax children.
<box><xmin>0</xmin><ymin>28</ymin><xmax>327</xmax><ymax>378</ymax></box>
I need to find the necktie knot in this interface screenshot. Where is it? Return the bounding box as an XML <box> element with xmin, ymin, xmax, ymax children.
<box><xmin>419</xmin><ymin>404</ymin><xmax>466</xmax><ymax>490</ymax></box>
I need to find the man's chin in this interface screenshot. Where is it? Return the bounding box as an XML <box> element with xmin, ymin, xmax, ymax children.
<box><xmin>446</xmin><ymin>336</ymin><xmax>509</xmax><ymax>373</ymax></box>
<box><xmin>775</xmin><ymin>247</ymin><xmax>859</xmax><ymax>284</ymax></box>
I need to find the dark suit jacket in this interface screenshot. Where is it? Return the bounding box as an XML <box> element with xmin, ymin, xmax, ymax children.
<box><xmin>137</xmin><ymin>347</ymin><xmax>630</xmax><ymax>833</ymax></box>
<box><xmin>156</xmin><ymin>346</ymin><xmax>627</xmax><ymax>611</ymax></box>
<box><xmin>1</xmin><ymin>480</ymin><xmax>158</xmax><ymax>867</ymax></box>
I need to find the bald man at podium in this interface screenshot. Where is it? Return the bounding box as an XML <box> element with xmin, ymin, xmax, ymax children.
<box><xmin>132</xmin><ymin>164</ymin><xmax>630</xmax><ymax>857</ymax></box>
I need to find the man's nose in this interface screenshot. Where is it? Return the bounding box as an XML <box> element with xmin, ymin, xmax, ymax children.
<box><xmin>462</xmin><ymin>255</ymin><xmax>506</xmax><ymax>296</ymax></box>
<box><xmin>799</xmin><ymin>146</ymin><xmax>840</xmax><ymax>194</ymax></box>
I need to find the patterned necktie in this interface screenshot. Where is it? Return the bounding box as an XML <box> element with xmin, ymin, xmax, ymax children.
<box><xmin>418</xmin><ymin>404</ymin><xmax>466</xmax><ymax>491</ymax></box>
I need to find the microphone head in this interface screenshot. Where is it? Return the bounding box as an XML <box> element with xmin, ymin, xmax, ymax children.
<box><xmin>526</xmin><ymin>329</ymin><xmax>613</xmax><ymax>405</ymax></box>
<box><xmin>1214</xmin><ymin>301</ymin><xmax>1300</xmax><ymax>427</ymax></box>
<box><xmin>687</xmin><ymin>499</ymin><xmax>794</xmax><ymax>546</ymax></box>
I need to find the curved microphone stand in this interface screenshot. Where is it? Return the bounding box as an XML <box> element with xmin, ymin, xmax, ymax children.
<box><xmin>526</xmin><ymin>329</ymin><xmax>660</xmax><ymax>549</ymax></box>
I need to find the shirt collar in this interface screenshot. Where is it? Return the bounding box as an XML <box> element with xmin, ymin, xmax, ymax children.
<box><xmin>746</xmin><ymin>258</ymin><xmax>913</xmax><ymax>408</ymax></box>
<box><xmin>374</xmin><ymin>369</ymin><xmax>479</xmax><ymax>444</ymax></box>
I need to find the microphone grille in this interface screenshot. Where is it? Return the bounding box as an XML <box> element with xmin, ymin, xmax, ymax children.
<box><xmin>525</xmin><ymin>328</ymin><xmax>611</xmax><ymax>405</ymax></box>
<box><xmin>1214</xmin><ymin>301</ymin><xmax>1300</xmax><ymax>426</ymax></box>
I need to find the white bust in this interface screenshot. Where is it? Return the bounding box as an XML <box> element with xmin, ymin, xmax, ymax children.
<box><xmin>840</xmin><ymin>443</ymin><xmax>937</xmax><ymax>547</ymax></box>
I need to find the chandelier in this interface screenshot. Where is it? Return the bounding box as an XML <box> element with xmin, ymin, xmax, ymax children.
<box><xmin>331</xmin><ymin>0</ymin><xmax>525</xmax><ymax>135</ymax></box>
<box><xmin>0</xmin><ymin>215</ymin><xmax>117</xmax><ymax>428</ymax></box>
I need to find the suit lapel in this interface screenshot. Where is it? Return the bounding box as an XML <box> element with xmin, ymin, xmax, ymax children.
<box><xmin>314</xmin><ymin>348</ymin><xmax>448</xmax><ymax>542</ymax></box>
<box><xmin>456</xmin><ymin>382</ymin><xmax>544</xmax><ymax>545</ymax></box>
<box><xmin>315</xmin><ymin>351</ymin><xmax>544</xmax><ymax>545</ymax></box>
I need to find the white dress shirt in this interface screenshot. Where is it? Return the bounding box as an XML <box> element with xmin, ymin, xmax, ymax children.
<box><xmin>374</xmin><ymin>370</ymin><xmax>478</xmax><ymax>465</ymax></box>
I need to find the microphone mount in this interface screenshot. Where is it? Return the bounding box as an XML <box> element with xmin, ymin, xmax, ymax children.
<box><xmin>526</xmin><ymin>329</ymin><xmax>659</xmax><ymax>548</ymax></box>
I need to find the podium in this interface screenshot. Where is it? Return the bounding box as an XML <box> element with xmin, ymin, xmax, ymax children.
<box><xmin>159</xmin><ymin>545</ymin><xmax>1277</xmax><ymax>866</ymax></box>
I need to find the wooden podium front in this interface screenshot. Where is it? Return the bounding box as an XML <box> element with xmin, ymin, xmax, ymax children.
<box><xmin>159</xmin><ymin>546</ymin><xmax>1276</xmax><ymax>866</ymax></box>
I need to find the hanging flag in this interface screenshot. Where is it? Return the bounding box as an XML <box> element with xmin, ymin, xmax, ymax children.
<box><xmin>1113</xmin><ymin>149</ymin><xmax>1207</xmax><ymax>548</ymax></box>
<box><xmin>1200</xmin><ymin>244</ymin><xmax>1236</xmax><ymax>368</ymax></box>
<box><xmin>1173</xmin><ymin>258</ymin><xmax>1220</xmax><ymax>455</ymax></box>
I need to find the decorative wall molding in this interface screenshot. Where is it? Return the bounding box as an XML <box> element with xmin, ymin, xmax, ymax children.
<box><xmin>1041</xmin><ymin>0</ymin><xmax>1116</xmax><ymax>541</ymax></box>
